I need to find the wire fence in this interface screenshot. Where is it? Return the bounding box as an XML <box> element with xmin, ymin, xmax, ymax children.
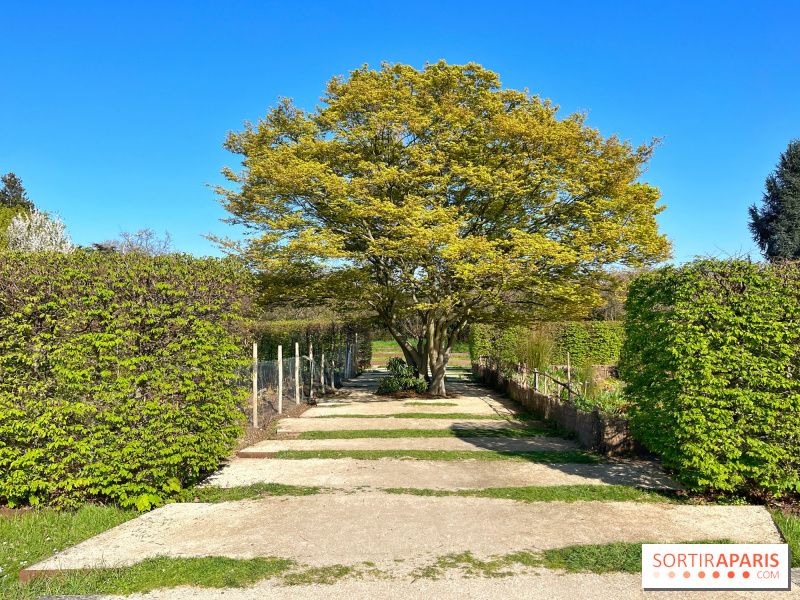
<box><xmin>236</xmin><ymin>342</ymin><xmax>360</xmax><ymax>427</ymax></box>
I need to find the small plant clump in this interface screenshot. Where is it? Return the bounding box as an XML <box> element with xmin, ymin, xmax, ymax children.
<box><xmin>375</xmin><ymin>357</ymin><xmax>428</xmax><ymax>395</ymax></box>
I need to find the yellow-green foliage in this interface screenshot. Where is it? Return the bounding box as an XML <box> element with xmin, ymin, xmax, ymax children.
<box><xmin>214</xmin><ymin>61</ymin><xmax>671</xmax><ymax>394</ymax></box>
<box><xmin>0</xmin><ymin>252</ymin><xmax>250</xmax><ymax>509</ymax></box>
<box><xmin>621</xmin><ymin>260</ymin><xmax>800</xmax><ymax>497</ymax></box>
<box><xmin>253</xmin><ymin>319</ymin><xmax>371</xmax><ymax>366</ymax></box>
<box><xmin>470</xmin><ymin>322</ymin><xmax>624</xmax><ymax>366</ymax></box>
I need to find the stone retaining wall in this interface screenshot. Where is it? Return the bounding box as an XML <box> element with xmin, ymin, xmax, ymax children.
<box><xmin>473</xmin><ymin>361</ymin><xmax>637</xmax><ymax>456</ymax></box>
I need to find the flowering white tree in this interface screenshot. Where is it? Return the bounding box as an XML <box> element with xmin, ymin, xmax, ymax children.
<box><xmin>3</xmin><ymin>209</ymin><xmax>73</xmax><ymax>253</ymax></box>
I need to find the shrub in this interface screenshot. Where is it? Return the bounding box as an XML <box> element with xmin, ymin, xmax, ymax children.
<box><xmin>0</xmin><ymin>252</ymin><xmax>250</xmax><ymax>509</ymax></box>
<box><xmin>376</xmin><ymin>358</ymin><xmax>428</xmax><ymax>395</ymax></box>
<box><xmin>620</xmin><ymin>259</ymin><xmax>800</xmax><ymax>497</ymax></box>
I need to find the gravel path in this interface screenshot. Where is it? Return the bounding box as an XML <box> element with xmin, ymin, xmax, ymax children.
<box><xmin>24</xmin><ymin>493</ymin><xmax>782</xmax><ymax>577</ymax></box>
<box><xmin>205</xmin><ymin>457</ymin><xmax>684</xmax><ymax>490</ymax></box>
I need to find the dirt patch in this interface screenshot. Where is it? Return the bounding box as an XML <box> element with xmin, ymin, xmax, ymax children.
<box><xmin>0</xmin><ymin>506</ymin><xmax>32</xmax><ymax>518</ymax></box>
<box><xmin>233</xmin><ymin>403</ymin><xmax>311</xmax><ymax>453</ymax></box>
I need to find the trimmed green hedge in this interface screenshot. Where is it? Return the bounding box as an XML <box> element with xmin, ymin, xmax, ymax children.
<box><xmin>470</xmin><ymin>322</ymin><xmax>624</xmax><ymax>366</ymax></box>
<box><xmin>254</xmin><ymin>319</ymin><xmax>371</xmax><ymax>367</ymax></box>
<box><xmin>0</xmin><ymin>252</ymin><xmax>250</xmax><ymax>509</ymax></box>
<box><xmin>620</xmin><ymin>260</ymin><xmax>800</xmax><ymax>497</ymax></box>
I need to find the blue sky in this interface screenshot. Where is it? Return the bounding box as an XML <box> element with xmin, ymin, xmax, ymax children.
<box><xmin>1</xmin><ymin>1</ymin><xmax>798</xmax><ymax>262</ymax></box>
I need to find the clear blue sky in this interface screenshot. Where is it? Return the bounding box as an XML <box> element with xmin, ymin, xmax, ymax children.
<box><xmin>1</xmin><ymin>1</ymin><xmax>798</xmax><ymax>262</ymax></box>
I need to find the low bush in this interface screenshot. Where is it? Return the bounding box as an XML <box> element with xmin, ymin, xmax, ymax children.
<box><xmin>376</xmin><ymin>357</ymin><xmax>428</xmax><ymax>395</ymax></box>
<box><xmin>620</xmin><ymin>259</ymin><xmax>800</xmax><ymax>497</ymax></box>
<box><xmin>0</xmin><ymin>252</ymin><xmax>250</xmax><ymax>509</ymax></box>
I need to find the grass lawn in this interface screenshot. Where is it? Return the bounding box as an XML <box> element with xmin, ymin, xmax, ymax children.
<box><xmin>297</xmin><ymin>428</ymin><xmax>552</xmax><ymax>440</ymax></box>
<box><xmin>0</xmin><ymin>505</ymin><xmax>138</xmax><ymax>598</ymax></box>
<box><xmin>771</xmin><ymin>510</ymin><xmax>800</xmax><ymax>567</ymax></box>
<box><xmin>272</xmin><ymin>449</ymin><xmax>601</xmax><ymax>463</ymax></box>
<box><xmin>371</xmin><ymin>340</ymin><xmax>470</xmax><ymax>354</ymax></box>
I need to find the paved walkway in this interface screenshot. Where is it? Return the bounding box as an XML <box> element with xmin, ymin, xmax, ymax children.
<box><xmin>28</xmin><ymin>494</ymin><xmax>781</xmax><ymax>574</ymax></box>
<box><xmin>23</xmin><ymin>369</ymin><xmax>790</xmax><ymax>598</ymax></box>
<box><xmin>205</xmin><ymin>457</ymin><xmax>683</xmax><ymax>489</ymax></box>
<box><xmin>95</xmin><ymin>570</ymin><xmax>800</xmax><ymax>600</ymax></box>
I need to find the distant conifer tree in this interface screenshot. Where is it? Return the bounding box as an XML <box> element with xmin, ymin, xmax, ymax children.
<box><xmin>0</xmin><ymin>172</ymin><xmax>34</xmax><ymax>211</ymax></box>
<box><xmin>749</xmin><ymin>139</ymin><xmax>800</xmax><ymax>260</ymax></box>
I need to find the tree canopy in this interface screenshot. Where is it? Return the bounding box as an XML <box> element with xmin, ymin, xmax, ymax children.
<box><xmin>215</xmin><ymin>61</ymin><xmax>671</xmax><ymax>394</ymax></box>
<box><xmin>749</xmin><ymin>139</ymin><xmax>800</xmax><ymax>261</ymax></box>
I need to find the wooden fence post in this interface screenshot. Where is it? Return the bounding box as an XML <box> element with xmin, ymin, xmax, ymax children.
<box><xmin>309</xmin><ymin>342</ymin><xmax>314</xmax><ymax>403</ymax></box>
<box><xmin>252</xmin><ymin>341</ymin><xmax>258</xmax><ymax>428</ymax></box>
<box><xmin>321</xmin><ymin>351</ymin><xmax>326</xmax><ymax>392</ymax></box>
<box><xmin>534</xmin><ymin>369</ymin><xmax>539</xmax><ymax>392</ymax></box>
<box><xmin>294</xmin><ymin>342</ymin><xmax>300</xmax><ymax>404</ymax></box>
<box><xmin>277</xmin><ymin>345</ymin><xmax>283</xmax><ymax>414</ymax></box>
<box><xmin>566</xmin><ymin>351</ymin><xmax>572</xmax><ymax>401</ymax></box>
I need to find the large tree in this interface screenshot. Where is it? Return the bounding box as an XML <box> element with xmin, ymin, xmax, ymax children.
<box><xmin>215</xmin><ymin>62</ymin><xmax>671</xmax><ymax>394</ymax></box>
<box><xmin>749</xmin><ymin>139</ymin><xmax>800</xmax><ymax>261</ymax></box>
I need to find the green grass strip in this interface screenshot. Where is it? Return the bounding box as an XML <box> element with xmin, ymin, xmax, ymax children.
<box><xmin>541</xmin><ymin>540</ymin><xmax>733</xmax><ymax>574</ymax></box>
<box><xmin>182</xmin><ymin>483</ymin><xmax>322</xmax><ymax>503</ymax></box>
<box><xmin>771</xmin><ymin>510</ymin><xmax>800</xmax><ymax>567</ymax></box>
<box><xmin>382</xmin><ymin>484</ymin><xmax>684</xmax><ymax>504</ymax></box>
<box><xmin>272</xmin><ymin>449</ymin><xmax>601</xmax><ymax>463</ymax></box>
<box><xmin>297</xmin><ymin>428</ymin><xmax>551</xmax><ymax>440</ymax></box>
<box><xmin>415</xmin><ymin>541</ymin><xmax>734</xmax><ymax>580</ymax></box>
<box><xmin>312</xmin><ymin>412</ymin><xmax>536</xmax><ymax>421</ymax></box>
<box><xmin>2</xmin><ymin>556</ymin><xmax>296</xmax><ymax>600</ymax></box>
<box><xmin>0</xmin><ymin>504</ymin><xmax>138</xmax><ymax>588</ymax></box>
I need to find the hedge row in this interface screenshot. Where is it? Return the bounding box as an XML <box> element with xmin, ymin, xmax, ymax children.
<box><xmin>253</xmin><ymin>319</ymin><xmax>372</xmax><ymax>367</ymax></box>
<box><xmin>620</xmin><ymin>259</ymin><xmax>800</xmax><ymax>497</ymax></box>
<box><xmin>469</xmin><ymin>322</ymin><xmax>624</xmax><ymax>366</ymax></box>
<box><xmin>0</xmin><ymin>253</ymin><xmax>250</xmax><ymax>509</ymax></box>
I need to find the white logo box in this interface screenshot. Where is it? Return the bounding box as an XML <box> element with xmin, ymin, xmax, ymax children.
<box><xmin>642</xmin><ymin>544</ymin><xmax>791</xmax><ymax>591</ymax></box>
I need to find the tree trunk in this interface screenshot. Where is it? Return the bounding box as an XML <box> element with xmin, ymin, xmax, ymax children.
<box><xmin>416</xmin><ymin>337</ymin><xmax>429</xmax><ymax>381</ymax></box>
<box><xmin>428</xmin><ymin>357</ymin><xmax>448</xmax><ymax>396</ymax></box>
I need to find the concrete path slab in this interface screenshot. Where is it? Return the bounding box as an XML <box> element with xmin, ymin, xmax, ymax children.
<box><xmin>277</xmin><ymin>417</ymin><xmax>545</xmax><ymax>432</ymax></box>
<box><xmin>86</xmin><ymin>571</ymin><xmax>800</xmax><ymax>600</ymax></box>
<box><xmin>302</xmin><ymin>372</ymin><xmax>519</xmax><ymax>418</ymax></box>
<box><xmin>23</xmin><ymin>493</ymin><xmax>781</xmax><ymax>579</ymax></box>
<box><xmin>302</xmin><ymin>399</ymin><xmax>514</xmax><ymax>417</ymax></box>
<box><xmin>242</xmin><ymin>436</ymin><xmax>579</xmax><ymax>453</ymax></box>
<box><xmin>205</xmin><ymin>457</ymin><xmax>683</xmax><ymax>490</ymax></box>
